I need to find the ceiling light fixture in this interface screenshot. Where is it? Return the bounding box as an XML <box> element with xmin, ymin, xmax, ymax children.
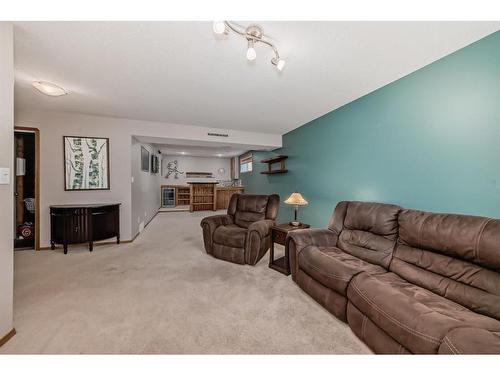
<box><xmin>213</xmin><ymin>21</ymin><xmax>286</xmax><ymax>72</ymax></box>
<box><xmin>32</xmin><ymin>81</ymin><xmax>68</xmax><ymax>97</ymax></box>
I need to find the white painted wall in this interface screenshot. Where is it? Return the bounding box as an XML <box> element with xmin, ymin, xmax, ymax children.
<box><xmin>0</xmin><ymin>22</ymin><xmax>14</xmax><ymax>340</ymax></box>
<box><xmin>15</xmin><ymin>110</ymin><xmax>133</xmax><ymax>247</ymax></box>
<box><xmin>161</xmin><ymin>155</ymin><xmax>231</xmax><ymax>185</ymax></box>
<box><xmin>15</xmin><ymin>109</ymin><xmax>279</xmax><ymax>247</ymax></box>
<box><xmin>131</xmin><ymin>139</ymin><xmax>160</xmax><ymax>238</ymax></box>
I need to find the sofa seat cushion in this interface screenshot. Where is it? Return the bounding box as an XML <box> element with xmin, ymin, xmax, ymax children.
<box><xmin>438</xmin><ymin>327</ymin><xmax>500</xmax><ymax>354</ymax></box>
<box><xmin>347</xmin><ymin>272</ymin><xmax>500</xmax><ymax>354</ymax></box>
<box><xmin>298</xmin><ymin>246</ymin><xmax>387</xmax><ymax>296</ymax></box>
<box><xmin>213</xmin><ymin>225</ymin><xmax>247</xmax><ymax>248</ymax></box>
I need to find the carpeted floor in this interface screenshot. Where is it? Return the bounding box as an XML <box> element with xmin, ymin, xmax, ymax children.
<box><xmin>0</xmin><ymin>211</ymin><xmax>370</xmax><ymax>354</ymax></box>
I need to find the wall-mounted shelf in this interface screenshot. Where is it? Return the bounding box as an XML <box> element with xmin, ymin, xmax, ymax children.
<box><xmin>261</xmin><ymin>169</ymin><xmax>288</xmax><ymax>175</ymax></box>
<box><xmin>261</xmin><ymin>155</ymin><xmax>288</xmax><ymax>174</ymax></box>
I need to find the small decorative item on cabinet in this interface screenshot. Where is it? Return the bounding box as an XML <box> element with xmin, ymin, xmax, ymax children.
<box><xmin>260</xmin><ymin>155</ymin><xmax>288</xmax><ymax>174</ymax></box>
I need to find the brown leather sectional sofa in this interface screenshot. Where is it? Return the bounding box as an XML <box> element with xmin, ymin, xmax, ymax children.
<box><xmin>287</xmin><ymin>201</ymin><xmax>500</xmax><ymax>354</ymax></box>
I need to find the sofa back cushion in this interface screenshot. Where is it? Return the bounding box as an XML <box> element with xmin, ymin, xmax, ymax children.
<box><xmin>392</xmin><ymin>209</ymin><xmax>500</xmax><ymax>320</ymax></box>
<box><xmin>232</xmin><ymin>194</ymin><xmax>270</xmax><ymax>228</ymax></box>
<box><xmin>332</xmin><ymin>201</ymin><xmax>402</xmax><ymax>268</ymax></box>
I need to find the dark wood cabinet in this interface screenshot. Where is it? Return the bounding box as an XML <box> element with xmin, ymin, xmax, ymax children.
<box><xmin>50</xmin><ymin>203</ymin><xmax>120</xmax><ymax>254</ymax></box>
<box><xmin>269</xmin><ymin>223</ymin><xmax>310</xmax><ymax>275</ymax></box>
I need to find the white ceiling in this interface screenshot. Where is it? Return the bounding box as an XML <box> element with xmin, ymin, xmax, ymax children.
<box><xmin>156</xmin><ymin>143</ymin><xmax>245</xmax><ymax>158</ymax></box>
<box><xmin>14</xmin><ymin>21</ymin><xmax>499</xmax><ymax>135</ymax></box>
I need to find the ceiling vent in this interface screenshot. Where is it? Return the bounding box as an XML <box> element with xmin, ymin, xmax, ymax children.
<box><xmin>207</xmin><ymin>132</ymin><xmax>229</xmax><ymax>138</ymax></box>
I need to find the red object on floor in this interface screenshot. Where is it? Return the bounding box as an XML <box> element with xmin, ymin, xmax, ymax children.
<box><xmin>18</xmin><ymin>223</ymin><xmax>34</xmax><ymax>240</ymax></box>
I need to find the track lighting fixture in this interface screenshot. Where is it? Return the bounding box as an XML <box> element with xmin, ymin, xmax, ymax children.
<box><xmin>213</xmin><ymin>21</ymin><xmax>286</xmax><ymax>72</ymax></box>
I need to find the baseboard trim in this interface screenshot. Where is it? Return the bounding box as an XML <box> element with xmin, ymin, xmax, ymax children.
<box><xmin>39</xmin><ymin>238</ymin><xmax>134</xmax><ymax>251</ymax></box>
<box><xmin>0</xmin><ymin>328</ymin><xmax>16</xmax><ymax>348</ymax></box>
<box><xmin>130</xmin><ymin>231</ymin><xmax>140</xmax><ymax>242</ymax></box>
<box><xmin>132</xmin><ymin>207</ymin><xmax>161</xmax><ymax>240</ymax></box>
<box><xmin>145</xmin><ymin>208</ymin><xmax>160</xmax><ymax>228</ymax></box>
<box><xmin>39</xmin><ymin>208</ymin><xmax>161</xmax><ymax>250</ymax></box>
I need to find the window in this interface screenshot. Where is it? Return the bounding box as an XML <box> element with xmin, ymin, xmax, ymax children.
<box><xmin>239</xmin><ymin>153</ymin><xmax>253</xmax><ymax>173</ymax></box>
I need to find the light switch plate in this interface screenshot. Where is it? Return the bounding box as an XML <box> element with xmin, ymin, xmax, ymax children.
<box><xmin>0</xmin><ymin>167</ymin><xmax>10</xmax><ymax>184</ymax></box>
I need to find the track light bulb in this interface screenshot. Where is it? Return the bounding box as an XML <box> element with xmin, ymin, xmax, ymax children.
<box><xmin>213</xmin><ymin>21</ymin><xmax>227</xmax><ymax>34</ymax></box>
<box><xmin>276</xmin><ymin>59</ymin><xmax>286</xmax><ymax>71</ymax></box>
<box><xmin>272</xmin><ymin>58</ymin><xmax>286</xmax><ymax>72</ymax></box>
<box><xmin>246</xmin><ymin>41</ymin><xmax>257</xmax><ymax>61</ymax></box>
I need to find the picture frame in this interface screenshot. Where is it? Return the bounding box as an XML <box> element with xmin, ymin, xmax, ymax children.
<box><xmin>151</xmin><ymin>154</ymin><xmax>159</xmax><ymax>174</ymax></box>
<box><xmin>63</xmin><ymin>136</ymin><xmax>110</xmax><ymax>191</ymax></box>
<box><xmin>141</xmin><ymin>146</ymin><xmax>150</xmax><ymax>172</ymax></box>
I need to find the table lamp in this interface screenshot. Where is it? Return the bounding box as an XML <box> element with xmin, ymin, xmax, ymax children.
<box><xmin>284</xmin><ymin>192</ymin><xmax>308</xmax><ymax>226</ymax></box>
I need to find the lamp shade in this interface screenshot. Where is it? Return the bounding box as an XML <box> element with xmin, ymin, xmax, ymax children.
<box><xmin>284</xmin><ymin>192</ymin><xmax>308</xmax><ymax>206</ymax></box>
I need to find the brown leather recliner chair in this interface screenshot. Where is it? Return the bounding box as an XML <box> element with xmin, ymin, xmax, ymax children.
<box><xmin>200</xmin><ymin>194</ymin><xmax>279</xmax><ymax>265</ymax></box>
<box><xmin>287</xmin><ymin>201</ymin><xmax>500</xmax><ymax>354</ymax></box>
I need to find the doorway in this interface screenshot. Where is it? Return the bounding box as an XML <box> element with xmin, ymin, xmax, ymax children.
<box><xmin>14</xmin><ymin>127</ymin><xmax>40</xmax><ymax>250</ymax></box>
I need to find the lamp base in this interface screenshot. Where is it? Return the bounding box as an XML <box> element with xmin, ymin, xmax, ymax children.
<box><xmin>290</xmin><ymin>221</ymin><xmax>301</xmax><ymax>227</ymax></box>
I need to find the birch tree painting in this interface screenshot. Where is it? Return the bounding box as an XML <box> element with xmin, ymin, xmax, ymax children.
<box><xmin>64</xmin><ymin>136</ymin><xmax>109</xmax><ymax>190</ymax></box>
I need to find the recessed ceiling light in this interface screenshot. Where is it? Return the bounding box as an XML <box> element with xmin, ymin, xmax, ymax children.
<box><xmin>216</xmin><ymin>153</ymin><xmax>223</xmax><ymax>157</ymax></box>
<box><xmin>32</xmin><ymin>81</ymin><xmax>68</xmax><ymax>97</ymax></box>
<box><xmin>180</xmin><ymin>151</ymin><xmax>187</xmax><ymax>155</ymax></box>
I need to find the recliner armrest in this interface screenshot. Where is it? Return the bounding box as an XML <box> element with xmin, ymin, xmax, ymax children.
<box><xmin>200</xmin><ymin>214</ymin><xmax>234</xmax><ymax>229</ymax></box>
<box><xmin>245</xmin><ymin>219</ymin><xmax>275</xmax><ymax>265</ymax></box>
<box><xmin>247</xmin><ymin>219</ymin><xmax>275</xmax><ymax>238</ymax></box>
<box><xmin>287</xmin><ymin>228</ymin><xmax>338</xmax><ymax>280</ymax></box>
<box><xmin>200</xmin><ymin>215</ymin><xmax>234</xmax><ymax>255</ymax></box>
<box><xmin>439</xmin><ymin>327</ymin><xmax>500</xmax><ymax>354</ymax></box>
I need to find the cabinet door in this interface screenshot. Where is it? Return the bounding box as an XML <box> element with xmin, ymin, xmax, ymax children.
<box><xmin>51</xmin><ymin>208</ymin><xmax>89</xmax><ymax>244</ymax></box>
<box><xmin>92</xmin><ymin>205</ymin><xmax>119</xmax><ymax>241</ymax></box>
<box><xmin>70</xmin><ymin>208</ymin><xmax>90</xmax><ymax>243</ymax></box>
<box><xmin>216</xmin><ymin>190</ymin><xmax>226</xmax><ymax>210</ymax></box>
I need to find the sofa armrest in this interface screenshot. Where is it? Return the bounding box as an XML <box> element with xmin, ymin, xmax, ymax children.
<box><xmin>287</xmin><ymin>228</ymin><xmax>338</xmax><ymax>280</ymax></box>
<box><xmin>200</xmin><ymin>215</ymin><xmax>234</xmax><ymax>255</ymax></box>
<box><xmin>439</xmin><ymin>327</ymin><xmax>500</xmax><ymax>354</ymax></box>
<box><xmin>287</xmin><ymin>228</ymin><xmax>338</xmax><ymax>252</ymax></box>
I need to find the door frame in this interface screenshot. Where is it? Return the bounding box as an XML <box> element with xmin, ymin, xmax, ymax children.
<box><xmin>14</xmin><ymin>126</ymin><xmax>40</xmax><ymax>251</ymax></box>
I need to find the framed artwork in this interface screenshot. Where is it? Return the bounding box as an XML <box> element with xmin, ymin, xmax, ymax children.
<box><xmin>64</xmin><ymin>136</ymin><xmax>110</xmax><ymax>191</ymax></box>
<box><xmin>141</xmin><ymin>146</ymin><xmax>150</xmax><ymax>172</ymax></box>
<box><xmin>151</xmin><ymin>154</ymin><xmax>159</xmax><ymax>174</ymax></box>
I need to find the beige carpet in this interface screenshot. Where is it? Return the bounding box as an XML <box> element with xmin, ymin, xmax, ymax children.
<box><xmin>1</xmin><ymin>211</ymin><xmax>370</xmax><ymax>354</ymax></box>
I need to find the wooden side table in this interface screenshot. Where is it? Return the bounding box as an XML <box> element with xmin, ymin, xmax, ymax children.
<box><xmin>269</xmin><ymin>222</ymin><xmax>310</xmax><ymax>275</ymax></box>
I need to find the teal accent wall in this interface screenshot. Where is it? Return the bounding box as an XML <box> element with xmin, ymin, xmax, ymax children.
<box><xmin>241</xmin><ymin>31</ymin><xmax>500</xmax><ymax>227</ymax></box>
